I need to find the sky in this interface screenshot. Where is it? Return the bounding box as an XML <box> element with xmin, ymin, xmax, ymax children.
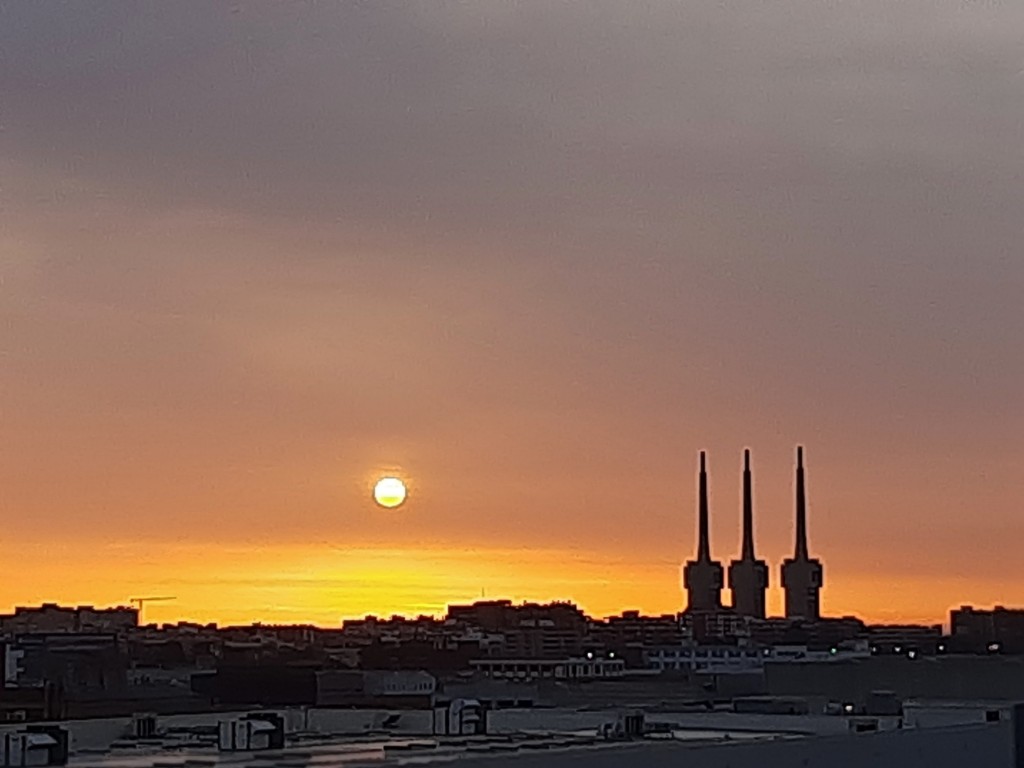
<box><xmin>1</xmin><ymin>1</ymin><xmax>1022</xmax><ymax>627</ymax></box>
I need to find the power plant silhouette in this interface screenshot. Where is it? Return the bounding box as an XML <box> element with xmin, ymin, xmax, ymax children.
<box><xmin>684</xmin><ymin>446</ymin><xmax>823</xmax><ymax>620</ymax></box>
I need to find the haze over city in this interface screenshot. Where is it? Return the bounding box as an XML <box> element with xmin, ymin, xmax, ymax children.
<box><xmin>2</xmin><ymin>1</ymin><xmax>1022</xmax><ymax>628</ymax></box>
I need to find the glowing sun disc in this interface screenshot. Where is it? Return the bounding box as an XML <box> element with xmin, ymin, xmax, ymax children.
<box><xmin>373</xmin><ymin>477</ymin><xmax>407</xmax><ymax>508</ymax></box>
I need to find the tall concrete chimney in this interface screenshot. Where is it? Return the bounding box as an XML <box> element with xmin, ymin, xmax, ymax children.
<box><xmin>697</xmin><ymin>451</ymin><xmax>711</xmax><ymax>562</ymax></box>
<box><xmin>741</xmin><ymin>449</ymin><xmax>755</xmax><ymax>561</ymax></box>
<box><xmin>684</xmin><ymin>451</ymin><xmax>723</xmax><ymax>612</ymax></box>
<box><xmin>728</xmin><ymin>449</ymin><xmax>769</xmax><ymax>618</ymax></box>
<box><xmin>781</xmin><ymin>445</ymin><xmax>823</xmax><ymax>621</ymax></box>
<box><xmin>794</xmin><ymin>445</ymin><xmax>808</xmax><ymax>560</ymax></box>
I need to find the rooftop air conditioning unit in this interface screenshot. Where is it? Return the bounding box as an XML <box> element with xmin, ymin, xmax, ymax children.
<box><xmin>1</xmin><ymin>727</ymin><xmax>70</xmax><ymax>767</ymax></box>
<box><xmin>132</xmin><ymin>714</ymin><xmax>157</xmax><ymax>739</ymax></box>
<box><xmin>217</xmin><ymin>713</ymin><xmax>285</xmax><ymax>752</ymax></box>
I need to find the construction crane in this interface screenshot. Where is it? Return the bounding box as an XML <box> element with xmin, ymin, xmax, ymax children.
<box><xmin>129</xmin><ymin>596</ymin><xmax>177</xmax><ymax>622</ymax></box>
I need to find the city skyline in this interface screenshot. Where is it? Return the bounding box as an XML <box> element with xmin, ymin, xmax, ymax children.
<box><xmin>0</xmin><ymin>444</ymin><xmax>1004</xmax><ymax>629</ymax></box>
<box><xmin>2</xmin><ymin>2</ymin><xmax>1022</xmax><ymax>628</ymax></box>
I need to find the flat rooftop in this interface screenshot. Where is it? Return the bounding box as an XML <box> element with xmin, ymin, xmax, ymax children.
<box><xmin>70</xmin><ymin>730</ymin><xmax>795</xmax><ymax>768</ymax></box>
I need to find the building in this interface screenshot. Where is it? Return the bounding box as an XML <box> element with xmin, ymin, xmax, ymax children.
<box><xmin>0</xmin><ymin>605</ymin><xmax>138</xmax><ymax>636</ymax></box>
<box><xmin>590</xmin><ymin>611</ymin><xmax>686</xmax><ymax>666</ymax></box>
<box><xmin>341</xmin><ymin>614</ymin><xmax>444</xmax><ymax>644</ymax></box>
<box><xmin>359</xmin><ymin>638</ymin><xmax>479</xmax><ymax>672</ymax></box>
<box><xmin>764</xmin><ymin>655</ymin><xmax>1024</xmax><ymax>704</ymax></box>
<box><xmin>447</xmin><ymin>601</ymin><xmax>587</xmax><ymax>634</ymax></box>
<box><xmin>191</xmin><ymin>665</ymin><xmax>317</xmax><ymax>706</ymax></box>
<box><xmin>748</xmin><ymin>617</ymin><xmax>865</xmax><ymax>650</ymax></box>
<box><xmin>1</xmin><ymin>633</ymin><xmax>130</xmax><ymax>719</ymax></box>
<box><xmin>867</xmin><ymin>624</ymin><xmax>943</xmax><ymax>656</ymax></box>
<box><xmin>445</xmin><ymin>601</ymin><xmax>588</xmax><ymax>661</ymax></box>
<box><xmin>316</xmin><ymin>670</ymin><xmax>436</xmax><ymax>708</ymax></box>
<box><xmin>646</xmin><ymin>644</ymin><xmax>764</xmax><ymax>674</ymax></box>
<box><xmin>446</xmin><ymin>601</ymin><xmax>519</xmax><ymax>633</ymax></box>
<box><xmin>950</xmin><ymin>606</ymin><xmax>1024</xmax><ymax>653</ymax></box>
<box><xmin>681</xmin><ymin>610</ymin><xmax>750</xmax><ymax>644</ymax></box>
<box><xmin>781</xmin><ymin>447</ymin><xmax>824</xmax><ymax>620</ymax></box>
<box><xmin>469</xmin><ymin>654</ymin><xmax>626</xmax><ymax>682</ymax></box>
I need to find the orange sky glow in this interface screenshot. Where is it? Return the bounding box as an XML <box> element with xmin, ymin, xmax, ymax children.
<box><xmin>0</xmin><ymin>538</ymin><xmax>1015</xmax><ymax>629</ymax></box>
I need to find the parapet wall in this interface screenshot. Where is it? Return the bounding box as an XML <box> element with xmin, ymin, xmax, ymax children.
<box><xmin>1</xmin><ymin>705</ymin><xmax>1017</xmax><ymax>767</ymax></box>
<box><xmin>455</xmin><ymin>721</ymin><xmax>1016</xmax><ymax>768</ymax></box>
<box><xmin>766</xmin><ymin>656</ymin><xmax>1024</xmax><ymax>702</ymax></box>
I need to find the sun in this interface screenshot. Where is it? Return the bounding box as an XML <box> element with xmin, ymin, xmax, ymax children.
<box><xmin>373</xmin><ymin>477</ymin><xmax>407</xmax><ymax>509</ymax></box>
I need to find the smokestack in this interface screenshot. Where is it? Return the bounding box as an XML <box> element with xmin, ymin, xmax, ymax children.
<box><xmin>741</xmin><ymin>449</ymin><xmax>755</xmax><ymax>560</ymax></box>
<box><xmin>697</xmin><ymin>451</ymin><xmax>710</xmax><ymax>562</ymax></box>
<box><xmin>795</xmin><ymin>445</ymin><xmax>809</xmax><ymax>560</ymax></box>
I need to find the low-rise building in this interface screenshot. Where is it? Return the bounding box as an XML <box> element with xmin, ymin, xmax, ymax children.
<box><xmin>867</xmin><ymin>624</ymin><xmax>943</xmax><ymax>656</ymax></box>
<box><xmin>647</xmin><ymin>642</ymin><xmax>868</xmax><ymax>675</ymax></box>
<box><xmin>951</xmin><ymin>606</ymin><xmax>1024</xmax><ymax>653</ymax></box>
<box><xmin>316</xmin><ymin>670</ymin><xmax>435</xmax><ymax>708</ymax></box>
<box><xmin>470</xmin><ymin>655</ymin><xmax>626</xmax><ymax>682</ymax></box>
<box><xmin>0</xmin><ymin>605</ymin><xmax>138</xmax><ymax>636</ymax></box>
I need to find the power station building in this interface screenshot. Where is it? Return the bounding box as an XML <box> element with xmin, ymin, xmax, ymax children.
<box><xmin>684</xmin><ymin>446</ymin><xmax>824</xmax><ymax>622</ymax></box>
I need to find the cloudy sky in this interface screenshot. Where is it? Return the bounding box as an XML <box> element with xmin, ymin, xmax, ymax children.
<box><xmin>1</xmin><ymin>1</ymin><xmax>1022</xmax><ymax>625</ymax></box>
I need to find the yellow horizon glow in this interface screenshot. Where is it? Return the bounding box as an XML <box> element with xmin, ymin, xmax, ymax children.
<box><xmin>0</xmin><ymin>539</ymin><xmax>1004</xmax><ymax>629</ymax></box>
